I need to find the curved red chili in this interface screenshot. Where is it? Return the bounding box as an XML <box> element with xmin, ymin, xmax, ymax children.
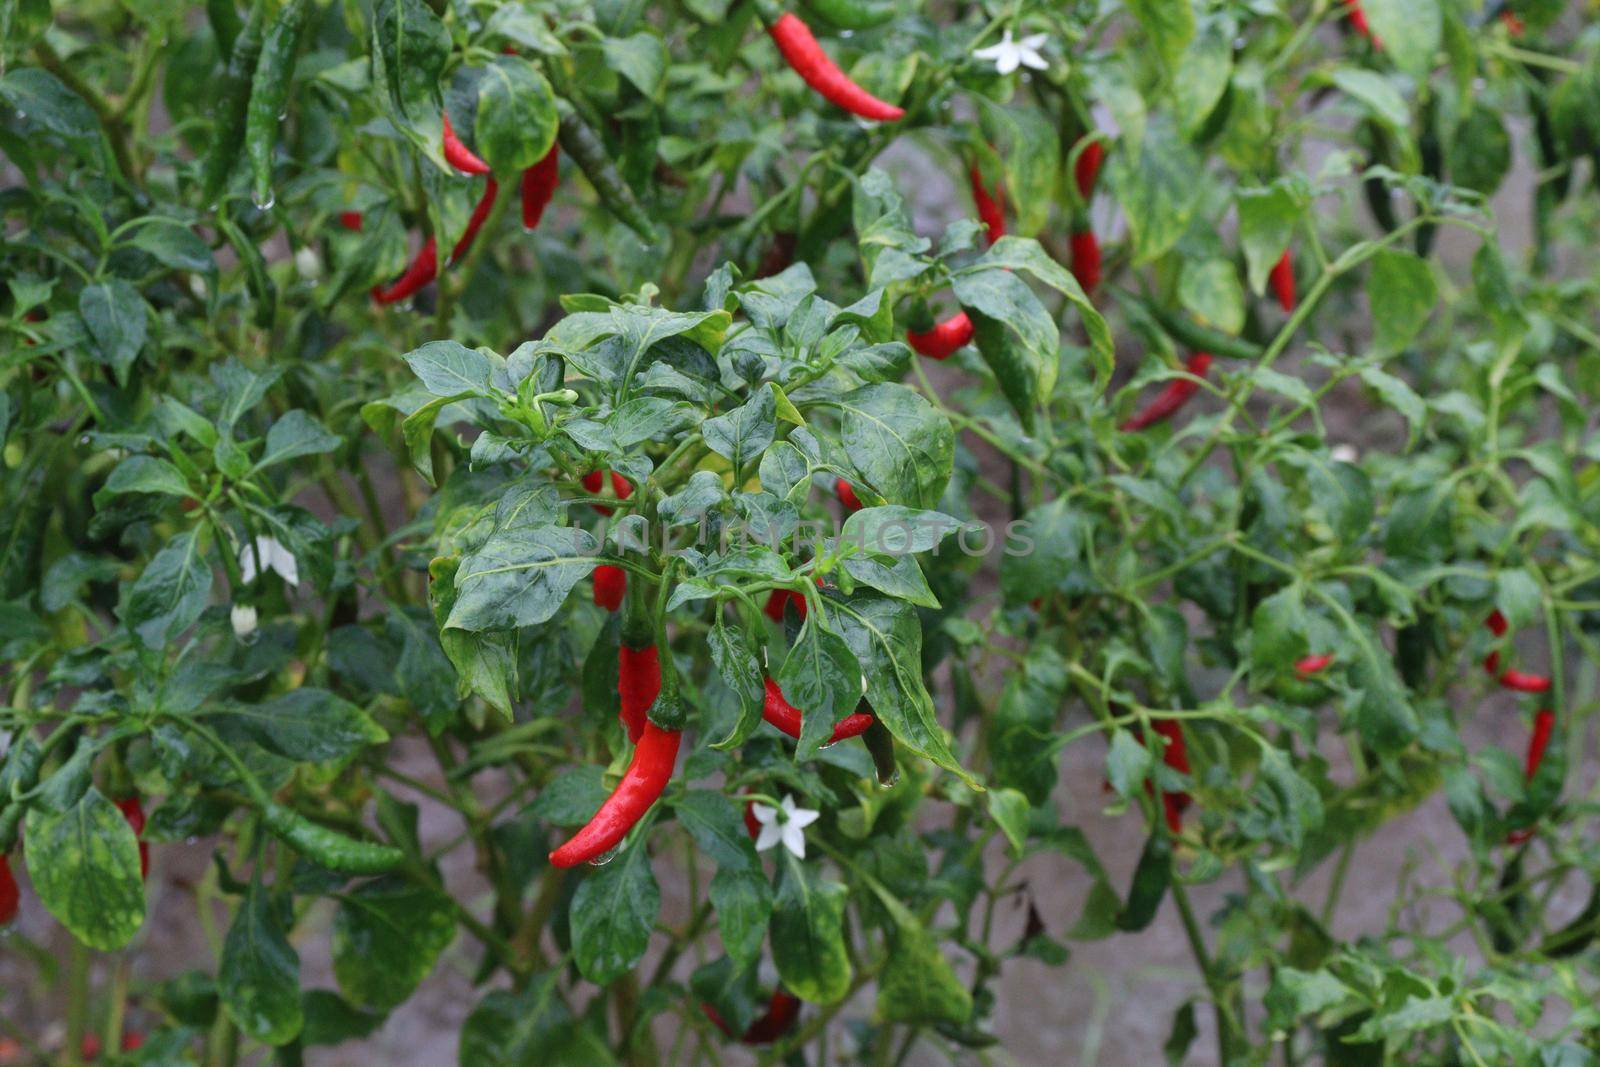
<box><xmin>1346</xmin><ymin>0</ymin><xmax>1379</xmax><ymax>45</ymax></box>
<box><xmin>1294</xmin><ymin>653</ymin><xmax>1334</xmax><ymax>678</ymax></box>
<box><xmin>766</xmin><ymin>13</ymin><xmax>904</xmax><ymax>122</ymax></box>
<box><xmin>1070</xmin><ymin>228</ymin><xmax>1102</xmax><ymax>294</ymax></box>
<box><xmin>763</xmin><ymin>588</ymin><xmax>808</xmax><ymax>623</ymax></box>
<box><xmin>521</xmin><ymin>144</ymin><xmax>560</xmax><ymax>230</ymax></box>
<box><xmin>618</xmin><ymin>643</ymin><xmax>660</xmax><ymax>744</ymax></box>
<box><xmin>907</xmin><ymin>311</ymin><xmax>974</xmax><ymax>360</ymax></box>
<box><xmin>115</xmin><ymin>795</ymin><xmax>150</xmax><ymax>880</ymax></box>
<box><xmin>1507</xmin><ymin>708</ymin><xmax>1556</xmax><ymax>845</ymax></box>
<box><xmin>338</xmin><ymin>211</ymin><xmax>364</xmax><ymax>231</ymax></box>
<box><xmin>371</xmin><ymin>237</ymin><xmax>439</xmax><ymax>304</ymax></box>
<box><xmin>593</xmin><ymin>564</ymin><xmax>626</xmax><ymax>612</ymax></box>
<box><xmin>1270</xmin><ymin>251</ymin><xmax>1297</xmax><ymax>312</ymax></box>
<box><xmin>969</xmin><ymin>164</ymin><xmax>1005</xmax><ymax>246</ymax></box>
<box><xmin>703</xmin><ymin>990</ymin><xmax>802</xmax><ymax>1044</ymax></box>
<box><xmin>582</xmin><ymin>469</ymin><xmax>634</xmax><ymax>515</ymax></box>
<box><xmin>549</xmin><ymin>721</ymin><xmax>680</xmax><ymax>867</ymax></box>
<box><xmin>0</xmin><ymin>855</ymin><xmax>17</xmax><ymax>925</ymax></box>
<box><xmin>835</xmin><ymin>478</ymin><xmax>863</xmax><ymax>513</ymax></box>
<box><xmin>1074</xmin><ymin>138</ymin><xmax>1105</xmax><ymax>200</ymax></box>
<box><xmin>1153</xmin><ymin>721</ymin><xmax>1191</xmax><ymax>834</ymax></box>
<box><xmin>762</xmin><ymin>677</ymin><xmax>874</xmax><ymax>745</ymax></box>
<box><xmin>441</xmin><ymin>113</ymin><xmax>491</xmax><ymax>176</ymax></box>
<box><xmin>1499</xmin><ymin>669</ymin><xmax>1551</xmax><ymax>694</ymax></box>
<box><xmin>1121</xmin><ymin>353</ymin><xmax>1214</xmax><ymax>432</ymax></box>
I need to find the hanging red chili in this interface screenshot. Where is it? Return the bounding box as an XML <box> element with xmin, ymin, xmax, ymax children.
<box><xmin>548</xmin><ymin>720</ymin><xmax>681</xmax><ymax>867</ymax></box>
<box><xmin>703</xmin><ymin>990</ymin><xmax>802</xmax><ymax>1044</ymax></box>
<box><xmin>1070</xmin><ymin>228</ymin><xmax>1102</xmax><ymax>294</ymax></box>
<box><xmin>763</xmin><ymin>588</ymin><xmax>808</xmax><ymax>623</ymax></box>
<box><xmin>372</xmin><ymin>237</ymin><xmax>439</xmax><ymax>304</ymax></box>
<box><xmin>1074</xmin><ymin>138</ymin><xmax>1105</xmax><ymax>200</ymax></box>
<box><xmin>762</xmin><ymin>677</ymin><xmax>875</xmax><ymax>745</ymax></box>
<box><xmin>0</xmin><ymin>855</ymin><xmax>17</xmax><ymax>925</ymax></box>
<box><xmin>907</xmin><ymin>311</ymin><xmax>974</xmax><ymax>360</ymax></box>
<box><xmin>115</xmin><ymin>795</ymin><xmax>149</xmax><ymax>881</ymax></box>
<box><xmin>835</xmin><ymin>478</ymin><xmax>863</xmax><ymax>512</ymax></box>
<box><xmin>441</xmin><ymin>113</ymin><xmax>491</xmax><ymax>176</ymax></box>
<box><xmin>338</xmin><ymin>211</ymin><xmax>363</xmax><ymax>231</ymax></box>
<box><xmin>520</xmin><ymin>143</ymin><xmax>560</xmax><ymax>230</ymax></box>
<box><xmin>969</xmin><ymin>164</ymin><xmax>1005</xmax><ymax>246</ymax></box>
<box><xmin>743</xmin><ymin>799</ymin><xmax>762</xmax><ymax>840</ymax></box>
<box><xmin>593</xmin><ymin>565</ymin><xmax>626</xmax><ymax>612</ymax></box>
<box><xmin>1153</xmin><ymin>721</ymin><xmax>1191</xmax><ymax>834</ymax></box>
<box><xmin>765</xmin><ymin>13</ymin><xmax>904</xmax><ymax>122</ymax></box>
<box><xmin>1294</xmin><ymin>653</ymin><xmax>1334</xmax><ymax>678</ymax></box>
<box><xmin>582</xmin><ymin>469</ymin><xmax>634</xmax><ymax>515</ymax></box>
<box><xmin>1270</xmin><ymin>251</ymin><xmax>1297</xmax><ymax>312</ymax></box>
<box><xmin>1523</xmin><ymin>708</ymin><xmax>1555</xmax><ymax>779</ymax></box>
<box><xmin>1483</xmin><ymin>610</ymin><xmax>1551</xmax><ymax>692</ymax></box>
<box><xmin>1346</xmin><ymin>0</ymin><xmax>1379</xmax><ymax>45</ymax></box>
<box><xmin>618</xmin><ymin>643</ymin><xmax>661</xmax><ymax>744</ymax></box>
<box><xmin>1121</xmin><ymin>353</ymin><xmax>1214</xmax><ymax>432</ymax></box>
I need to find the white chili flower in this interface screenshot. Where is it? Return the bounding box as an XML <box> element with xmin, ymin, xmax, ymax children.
<box><xmin>973</xmin><ymin>30</ymin><xmax>1049</xmax><ymax>75</ymax></box>
<box><xmin>239</xmin><ymin>536</ymin><xmax>299</xmax><ymax>586</ymax></box>
<box><xmin>1330</xmin><ymin>444</ymin><xmax>1360</xmax><ymax>464</ymax></box>
<box><xmin>750</xmin><ymin>795</ymin><xmax>820</xmax><ymax>859</ymax></box>
<box><xmin>231</xmin><ymin>603</ymin><xmax>259</xmax><ymax>639</ymax></box>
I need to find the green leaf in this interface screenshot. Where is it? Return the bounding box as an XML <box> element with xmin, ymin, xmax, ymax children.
<box><xmin>474</xmin><ymin>55</ymin><xmax>559</xmax><ymax>174</ymax></box>
<box><xmin>370</xmin><ymin>0</ymin><xmax>450</xmax><ymax>150</ymax></box>
<box><xmin>986</xmin><ymin>788</ymin><xmax>1030</xmax><ymax>857</ymax></box>
<box><xmin>331</xmin><ymin>878</ymin><xmax>457</xmax><ymax>1010</ymax></box>
<box><xmin>1237</xmin><ymin>181</ymin><xmax>1305</xmax><ymax>295</ymax></box>
<box><xmin>1107</xmin><ymin>117</ymin><xmax>1203</xmax><ymax>264</ymax></box>
<box><xmin>778</xmin><ymin>623</ymin><xmax>861</xmax><ymax>760</ymax></box>
<box><xmin>1251</xmin><ymin>586</ymin><xmax>1308</xmax><ymax>672</ymax></box>
<box><xmin>973</xmin><ymin>236</ymin><xmax>1112</xmax><ymax>383</ymax></box>
<box><xmin>1173</xmin><ymin>15</ymin><xmax>1232</xmax><ymax>136</ymax></box>
<box><xmin>702</xmin><ymin>383</ymin><xmax>777</xmax><ymax>472</ymax></box>
<box><xmin>404</xmin><ymin>339</ymin><xmax>499</xmax><ymax>398</ymax></box>
<box><xmin>1366</xmin><ymin>249</ymin><xmax>1436</xmax><ymax>353</ymax></box>
<box><xmin>458</xmin><ymin>975</ymin><xmax>582</xmax><ymax>1067</ymax></box>
<box><xmin>219</xmin><ymin>879</ymin><xmax>303</xmax><ymax>1045</ymax></box>
<box><xmin>1126</xmin><ymin>0</ymin><xmax>1194</xmax><ymax>71</ymax></box>
<box><xmin>708</xmin><ymin>620</ymin><xmax>765</xmax><ymax>749</ymax></box>
<box><xmin>876</xmin><ymin>908</ymin><xmax>973</xmax><ymax>1025</ymax></box>
<box><xmin>1362</xmin><ymin>0</ymin><xmax>1442</xmax><ymax>77</ymax></box>
<box><xmin>771</xmin><ymin>858</ymin><xmax>851</xmax><ymax>1004</ymax></box>
<box><xmin>254</xmin><ymin>410</ymin><xmax>339</xmax><ymax>471</ymax></box>
<box><xmin>1332</xmin><ymin>69</ymin><xmax>1410</xmax><ymax>134</ymax></box>
<box><xmin>571</xmin><ymin>845</ymin><xmax>660</xmax><ymax>984</ymax></box>
<box><xmin>125</xmin><ymin>529</ymin><xmax>213</xmax><ymax>650</ymax></box>
<box><xmin>999</xmin><ymin>497</ymin><xmax>1084</xmax><ymax>606</ymax></box>
<box><xmin>600</xmin><ymin>32</ymin><xmax>667</xmax><ymax>100</ymax></box>
<box><xmin>821</xmin><ymin>383</ymin><xmax>953</xmax><ymax>511</ymax></box>
<box><xmin>1105</xmin><ymin>729</ymin><xmax>1153</xmax><ymax>800</ymax></box>
<box><xmin>1178</xmin><ymin>257</ymin><xmax>1245</xmax><ymax>334</ymax></box>
<box><xmin>227</xmin><ymin>688</ymin><xmax>388</xmax><ymax>764</ymax></box>
<box><xmin>709</xmin><ymin>867</ymin><xmax>774</xmax><ymax>971</ymax></box>
<box><xmin>126</xmin><ymin>219</ymin><xmax>215</xmax><ymax>274</ymax></box>
<box><xmin>0</xmin><ymin>67</ymin><xmax>99</xmax><ymax>145</ymax></box>
<box><xmin>968</xmin><ymin>306</ymin><xmax>1047</xmax><ymax>433</ymax></box>
<box><xmin>79</xmin><ymin>278</ymin><xmax>148</xmax><ymax>384</ymax></box>
<box><xmin>22</xmin><ymin>787</ymin><xmax>145</xmax><ymax>950</ymax></box>
<box><xmin>447</xmin><ymin>526</ymin><xmax>600</xmax><ymax>631</ymax></box>
<box><xmin>98</xmin><ymin>455</ymin><xmax>193</xmax><ymax>501</ymax></box>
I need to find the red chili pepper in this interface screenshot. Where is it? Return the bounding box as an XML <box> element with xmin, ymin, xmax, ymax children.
<box><xmin>1498</xmin><ymin>669</ymin><xmax>1551</xmax><ymax>694</ymax></box>
<box><xmin>115</xmin><ymin>795</ymin><xmax>149</xmax><ymax>880</ymax></box>
<box><xmin>1153</xmin><ymin>721</ymin><xmax>1191</xmax><ymax>834</ymax></box>
<box><xmin>618</xmin><ymin>644</ymin><xmax>661</xmax><ymax>744</ymax></box>
<box><xmin>441</xmin><ymin>113</ymin><xmax>491</xmax><ymax>176</ymax></box>
<box><xmin>0</xmin><ymin>855</ymin><xmax>18</xmax><ymax>925</ymax></box>
<box><xmin>743</xmin><ymin>800</ymin><xmax>762</xmax><ymax>840</ymax></box>
<box><xmin>548</xmin><ymin>721</ymin><xmax>681</xmax><ymax>867</ymax></box>
<box><xmin>703</xmin><ymin>990</ymin><xmax>802</xmax><ymax>1044</ymax></box>
<box><xmin>969</xmin><ymin>164</ymin><xmax>1005</xmax><ymax>246</ymax></box>
<box><xmin>1294</xmin><ymin>653</ymin><xmax>1334</xmax><ymax>678</ymax></box>
<box><xmin>763</xmin><ymin>588</ymin><xmax>808</xmax><ymax>623</ymax></box>
<box><xmin>594</xmin><ymin>565</ymin><xmax>627</xmax><ymax>612</ymax></box>
<box><xmin>371</xmin><ymin>237</ymin><xmax>439</xmax><ymax>304</ymax></box>
<box><xmin>582</xmin><ymin>469</ymin><xmax>634</xmax><ymax>515</ymax></box>
<box><xmin>766</xmin><ymin>13</ymin><xmax>904</xmax><ymax>122</ymax></box>
<box><xmin>1074</xmin><ymin>138</ymin><xmax>1105</xmax><ymax>200</ymax></box>
<box><xmin>79</xmin><ymin>1031</ymin><xmax>144</xmax><ymax>1061</ymax></box>
<box><xmin>1523</xmin><ymin>708</ymin><xmax>1555</xmax><ymax>779</ymax></box>
<box><xmin>762</xmin><ymin>677</ymin><xmax>874</xmax><ymax>745</ymax></box>
<box><xmin>338</xmin><ymin>211</ymin><xmax>364</xmax><ymax>231</ymax></box>
<box><xmin>1500</xmin><ymin>10</ymin><xmax>1525</xmax><ymax>35</ymax></box>
<box><xmin>907</xmin><ymin>311</ymin><xmax>974</xmax><ymax>360</ymax></box>
<box><xmin>1121</xmin><ymin>353</ymin><xmax>1214</xmax><ymax>432</ymax></box>
<box><xmin>835</xmin><ymin>478</ymin><xmax>863</xmax><ymax>513</ymax></box>
<box><xmin>1346</xmin><ymin>0</ymin><xmax>1380</xmax><ymax>45</ymax></box>
<box><xmin>520</xmin><ymin>144</ymin><xmax>560</xmax><ymax>230</ymax></box>
<box><xmin>1270</xmin><ymin>250</ymin><xmax>1297</xmax><ymax>312</ymax></box>
<box><xmin>1070</xmin><ymin>228</ymin><xmax>1102</xmax><ymax>294</ymax></box>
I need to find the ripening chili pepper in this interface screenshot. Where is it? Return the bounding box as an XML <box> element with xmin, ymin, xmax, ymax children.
<box><xmin>244</xmin><ymin>0</ymin><xmax>311</xmax><ymax>209</ymax></box>
<box><xmin>969</xmin><ymin>164</ymin><xmax>1005</xmax><ymax>246</ymax></box>
<box><xmin>371</xmin><ymin>237</ymin><xmax>439</xmax><ymax>304</ymax></box>
<box><xmin>763</xmin><ymin>588</ymin><xmax>808</xmax><ymax>623</ymax></box>
<box><xmin>520</xmin><ymin>144</ymin><xmax>560</xmax><ymax>230</ymax></box>
<box><xmin>1485</xmin><ymin>608</ymin><xmax>1508</xmax><ymax>672</ymax></box>
<box><xmin>549</xmin><ymin>720</ymin><xmax>681</xmax><ymax>867</ymax></box>
<box><xmin>762</xmin><ymin>677</ymin><xmax>875</xmax><ymax>745</ymax></box>
<box><xmin>1499</xmin><ymin>669</ymin><xmax>1551</xmax><ymax>694</ymax></box>
<box><xmin>704</xmin><ymin>990</ymin><xmax>803</xmax><ymax>1044</ymax></box>
<box><xmin>1346</xmin><ymin>0</ymin><xmax>1379</xmax><ymax>45</ymax></box>
<box><xmin>743</xmin><ymin>800</ymin><xmax>762</xmax><ymax>840</ymax></box>
<box><xmin>1501</xmin><ymin>10</ymin><xmax>1525</xmax><ymax>35</ymax></box>
<box><xmin>1121</xmin><ymin>353</ymin><xmax>1214</xmax><ymax>432</ymax></box>
<box><xmin>1270</xmin><ymin>251</ymin><xmax>1297</xmax><ymax>312</ymax></box>
<box><xmin>907</xmin><ymin>311</ymin><xmax>974</xmax><ymax>360</ymax></box>
<box><xmin>441</xmin><ymin>113</ymin><xmax>491</xmax><ymax>176</ymax></box>
<box><xmin>618</xmin><ymin>643</ymin><xmax>660</xmax><ymax>743</ymax></box>
<box><xmin>79</xmin><ymin>1032</ymin><xmax>144</xmax><ymax>1061</ymax></box>
<box><xmin>0</xmin><ymin>855</ymin><xmax>17</xmax><ymax>925</ymax></box>
<box><xmin>836</xmin><ymin>478</ymin><xmax>863</xmax><ymax>512</ymax></box>
<box><xmin>765</xmin><ymin>13</ymin><xmax>905</xmax><ymax>122</ymax></box>
<box><xmin>756</xmin><ymin>231</ymin><xmax>798</xmax><ymax>278</ymax></box>
<box><xmin>594</xmin><ymin>565</ymin><xmax>626</xmax><ymax>612</ymax></box>
<box><xmin>1074</xmin><ymin>138</ymin><xmax>1105</xmax><ymax>200</ymax></box>
<box><xmin>582</xmin><ymin>469</ymin><xmax>634</xmax><ymax>515</ymax></box>
<box><xmin>1153</xmin><ymin>721</ymin><xmax>1190</xmax><ymax>835</ymax></box>
<box><xmin>1070</xmin><ymin>229</ymin><xmax>1102</xmax><ymax>294</ymax></box>
<box><xmin>115</xmin><ymin>795</ymin><xmax>150</xmax><ymax>880</ymax></box>
<box><xmin>1295</xmin><ymin>653</ymin><xmax>1334</xmax><ymax>678</ymax></box>
<box><xmin>339</xmin><ymin>211</ymin><xmax>364</xmax><ymax>231</ymax></box>
<box><xmin>1523</xmin><ymin>708</ymin><xmax>1555</xmax><ymax>779</ymax></box>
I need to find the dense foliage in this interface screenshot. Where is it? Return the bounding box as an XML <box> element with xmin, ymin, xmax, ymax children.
<box><xmin>3</xmin><ymin>0</ymin><xmax>1600</xmax><ymax>1063</ymax></box>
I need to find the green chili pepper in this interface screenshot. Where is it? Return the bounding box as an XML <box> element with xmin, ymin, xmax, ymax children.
<box><xmin>862</xmin><ymin>717</ymin><xmax>898</xmax><ymax>786</ymax></box>
<box><xmin>1542</xmin><ymin>884</ymin><xmax>1600</xmax><ymax>958</ymax></box>
<box><xmin>557</xmin><ymin>105</ymin><xmax>657</xmax><ymax>243</ymax></box>
<box><xmin>801</xmin><ymin>0</ymin><xmax>900</xmax><ymax>31</ymax></box>
<box><xmin>207</xmin><ymin>0</ymin><xmax>245</xmax><ymax>62</ymax></box>
<box><xmin>1114</xmin><ymin>831</ymin><xmax>1171</xmax><ymax>933</ymax></box>
<box><xmin>244</xmin><ymin>0</ymin><xmax>311</xmax><ymax>210</ymax></box>
<box><xmin>1415</xmin><ymin>98</ymin><xmax>1442</xmax><ymax>258</ymax></box>
<box><xmin>200</xmin><ymin>0</ymin><xmax>268</xmax><ymax>205</ymax></box>
<box><xmin>259</xmin><ymin>801</ymin><xmax>407</xmax><ymax>875</ymax></box>
<box><xmin>1143</xmin><ymin>300</ymin><xmax>1265</xmax><ymax>362</ymax></box>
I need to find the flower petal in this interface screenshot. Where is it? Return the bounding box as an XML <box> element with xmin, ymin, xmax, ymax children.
<box><xmin>995</xmin><ymin>52</ymin><xmax>1021</xmax><ymax>75</ymax></box>
<box><xmin>755</xmin><ymin>822</ymin><xmax>784</xmax><ymax>852</ymax></box>
<box><xmin>780</xmin><ymin>822</ymin><xmax>807</xmax><ymax>859</ymax></box>
<box><xmin>751</xmin><ymin>802</ymin><xmax>779</xmax><ymax>827</ymax></box>
<box><xmin>1019</xmin><ymin>50</ymin><xmax>1049</xmax><ymax>71</ymax></box>
<box><xmin>787</xmin><ymin>807</ymin><xmax>820</xmax><ymax>830</ymax></box>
